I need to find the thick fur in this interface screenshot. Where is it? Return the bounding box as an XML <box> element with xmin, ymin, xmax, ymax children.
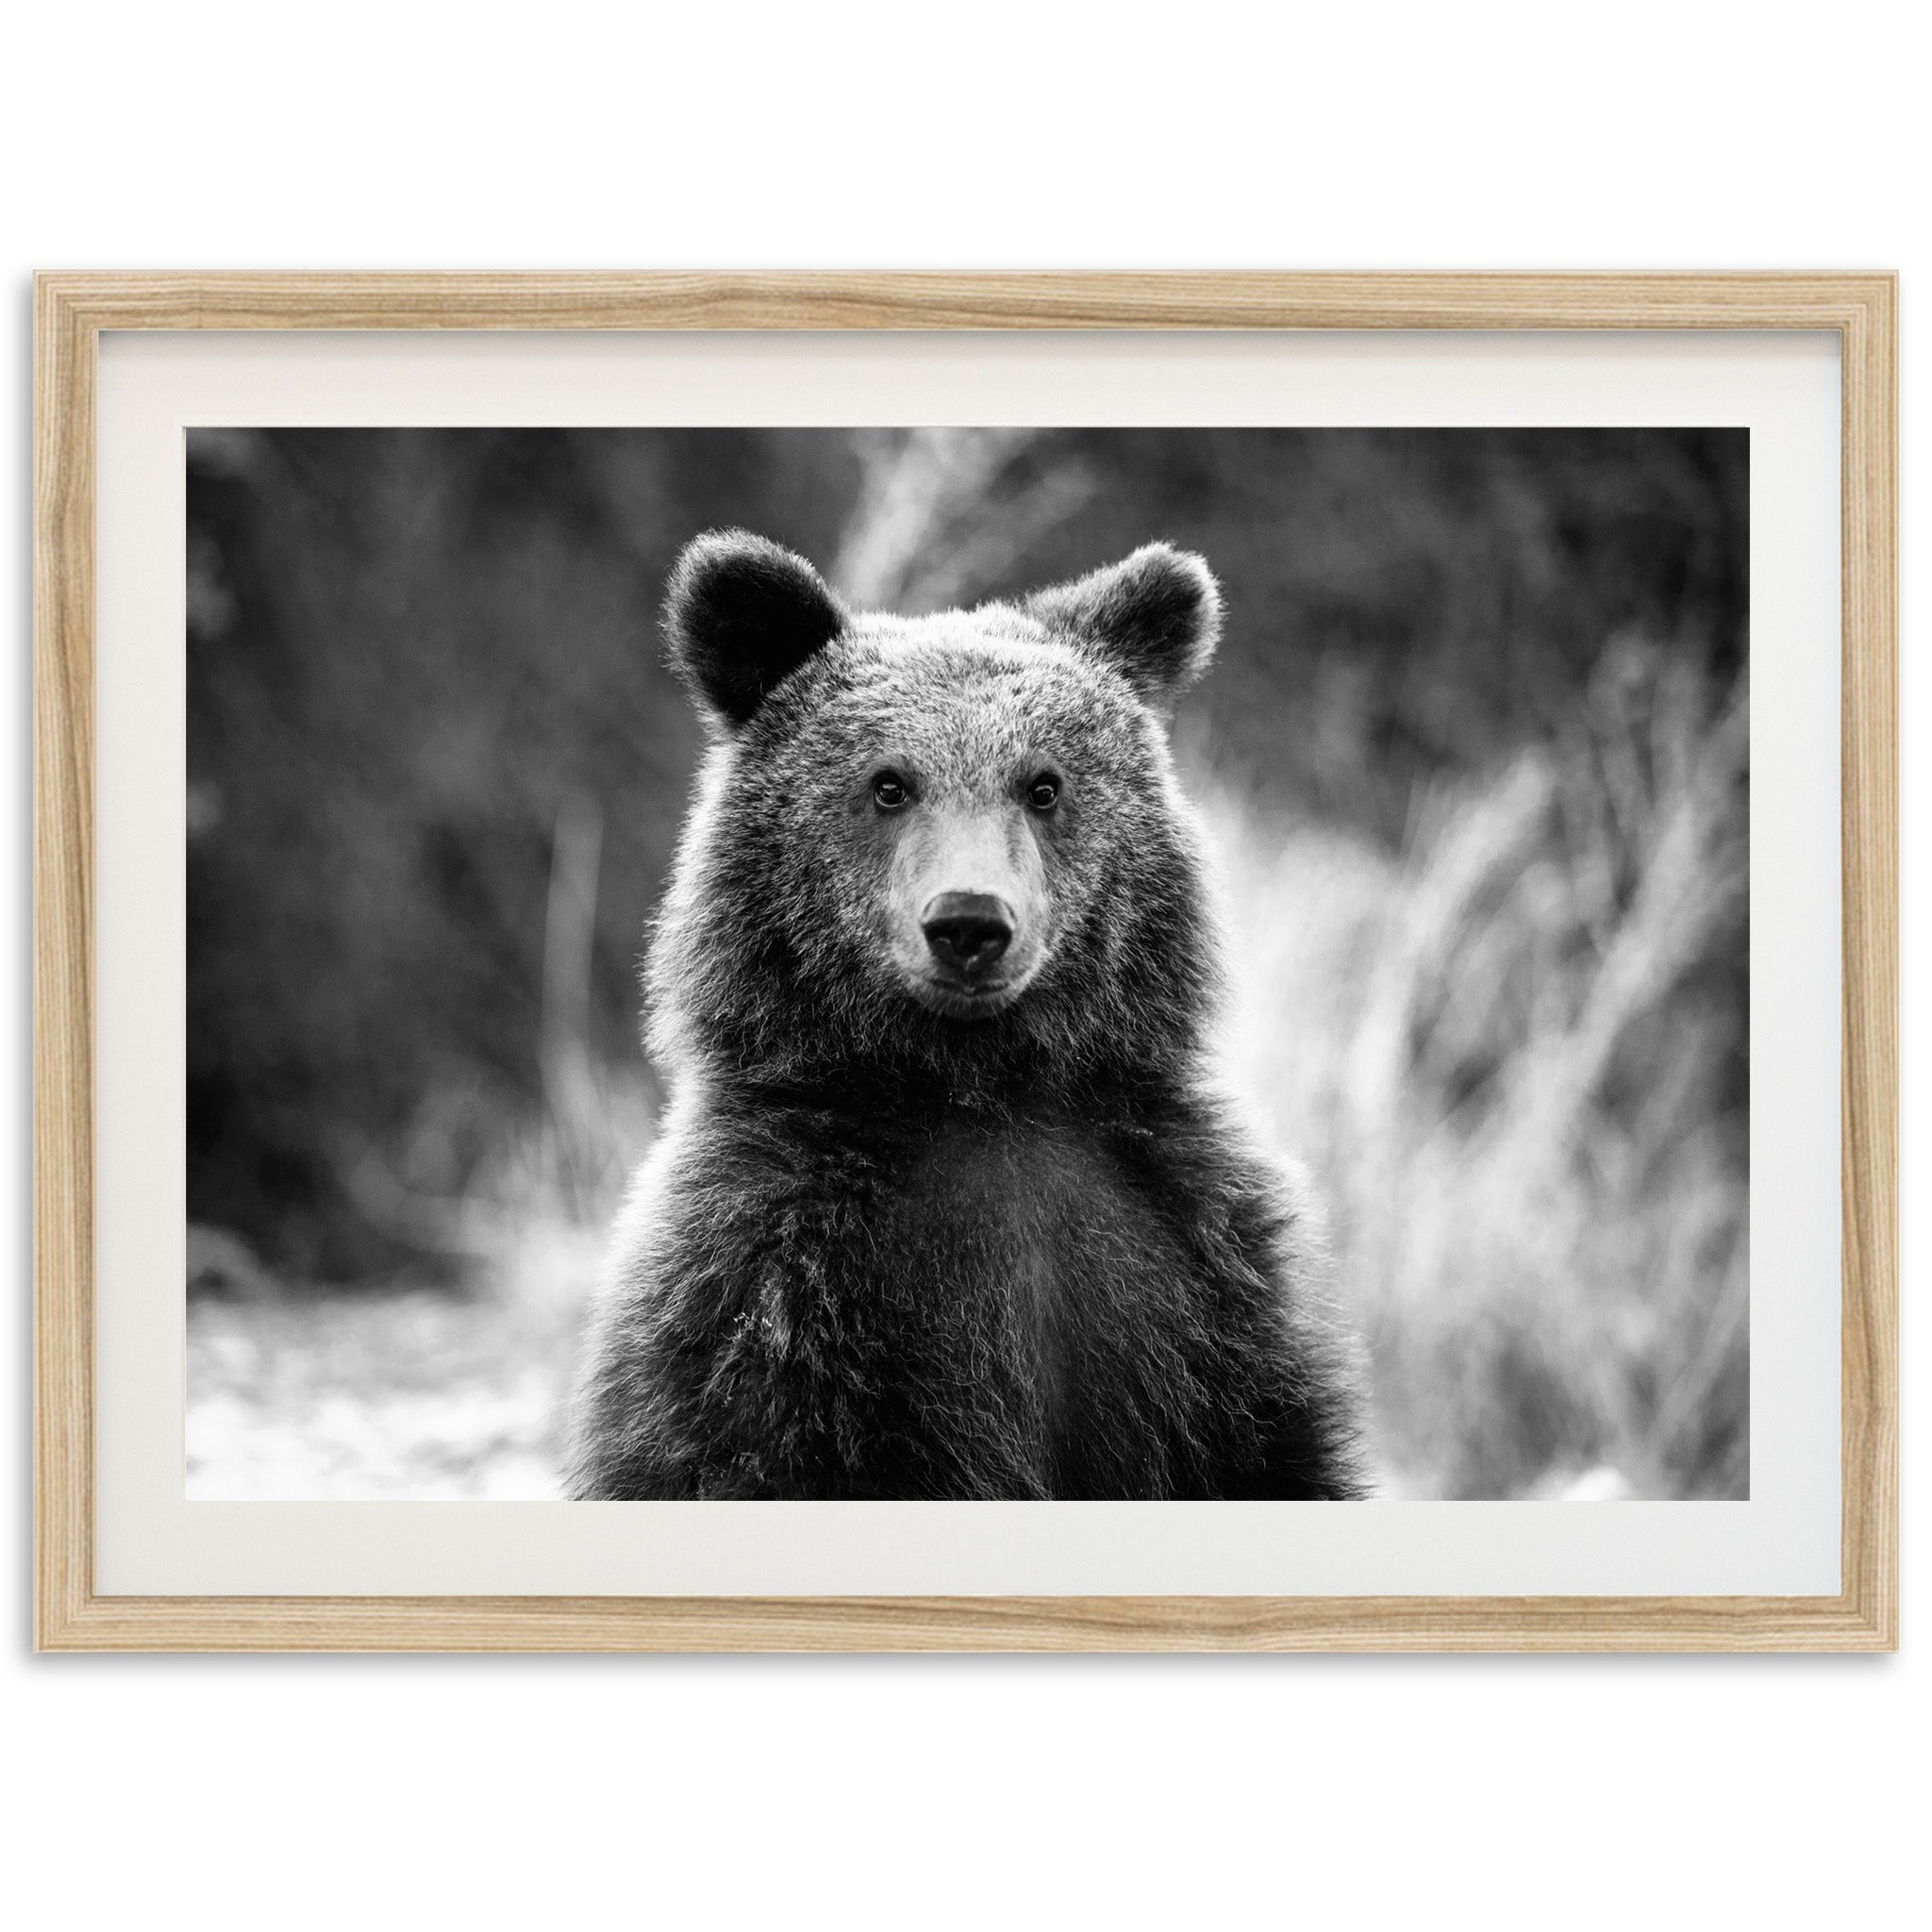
<box><xmin>565</xmin><ymin>535</ymin><xmax>1367</xmax><ymax>1499</ymax></box>
<box><xmin>1025</xmin><ymin>541</ymin><xmax>1224</xmax><ymax>713</ymax></box>
<box><xmin>664</xmin><ymin>528</ymin><xmax>848</xmax><ymax>726</ymax></box>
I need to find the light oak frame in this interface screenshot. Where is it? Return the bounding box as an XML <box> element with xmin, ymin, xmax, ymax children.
<box><xmin>33</xmin><ymin>273</ymin><xmax>1898</xmax><ymax>1651</ymax></box>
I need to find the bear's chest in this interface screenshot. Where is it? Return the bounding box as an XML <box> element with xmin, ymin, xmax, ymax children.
<box><xmin>854</xmin><ymin>1115</ymin><xmax>1208</xmax><ymax>1494</ymax></box>
<box><xmin>669</xmin><ymin>1104</ymin><xmax>1230</xmax><ymax>1496</ymax></box>
<box><xmin>882</xmin><ymin>1117</ymin><xmax>1150</xmax><ymax>1292</ymax></box>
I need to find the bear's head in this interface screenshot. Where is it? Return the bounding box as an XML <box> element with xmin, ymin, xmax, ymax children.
<box><xmin>649</xmin><ymin>529</ymin><xmax>1227</xmax><ymax>1099</ymax></box>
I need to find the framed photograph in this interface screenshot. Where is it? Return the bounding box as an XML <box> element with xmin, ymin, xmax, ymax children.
<box><xmin>33</xmin><ymin>273</ymin><xmax>1896</xmax><ymax>1651</ymax></box>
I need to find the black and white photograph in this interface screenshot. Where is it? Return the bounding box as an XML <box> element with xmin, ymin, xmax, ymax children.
<box><xmin>185</xmin><ymin>425</ymin><xmax>1749</xmax><ymax>1504</ymax></box>
<box><xmin>14</xmin><ymin>0</ymin><xmax>1922</xmax><ymax>1914</ymax></box>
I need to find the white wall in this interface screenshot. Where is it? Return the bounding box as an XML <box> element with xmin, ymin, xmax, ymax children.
<box><xmin>3</xmin><ymin>5</ymin><xmax>1920</xmax><ymax>1924</ymax></box>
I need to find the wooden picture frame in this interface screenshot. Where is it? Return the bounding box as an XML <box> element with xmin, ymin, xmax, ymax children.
<box><xmin>33</xmin><ymin>272</ymin><xmax>1897</xmax><ymax>1652</ymax></box>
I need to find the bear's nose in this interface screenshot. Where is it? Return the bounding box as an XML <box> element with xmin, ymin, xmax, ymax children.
<box><xmin>922</xmin><ymin>892</ymin><xmax>1014</xmax><ymax>979</ymax></box>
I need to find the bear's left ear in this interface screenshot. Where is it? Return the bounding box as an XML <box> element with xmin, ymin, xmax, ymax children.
<box><xmin>662</xmin><ymin>529</ymin><xmax>848</xmax><ymax>728</ymax></box>
<box><xmin>1025</xmin><ymin>543</ymin><xmax>1223</xmax><ymax>713</ymax></box>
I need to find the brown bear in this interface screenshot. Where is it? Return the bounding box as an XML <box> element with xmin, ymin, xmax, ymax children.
<box><xmin>564</xmin><ymin>530</ymin><xmax>1367</xmax><ymax>1499</ymax></box>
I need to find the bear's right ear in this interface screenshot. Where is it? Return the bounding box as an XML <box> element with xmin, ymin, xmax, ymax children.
<box><xmin>1024</xmin><ymin>542</ymin><xmax>1223</xmax><ymax>714</ymax></box>
<box><xmin>662</xmin><ymin>530</ymin><xmax>847</xmax><ymax>728</ymax></box>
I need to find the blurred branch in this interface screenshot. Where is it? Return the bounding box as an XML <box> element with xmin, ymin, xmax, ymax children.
<box><xmin>541</xmin><ymin>791</ymin><xmax>605</xmax><ymax>1206</ymax></box>
<box><xmin>830</xmin><ymin>428</ymin><xmax>1094</xmax><ymax>611</ymax></box>
<box><xmin>1493</xmin><ymin>660</ymin><xmax>1748</xmax><ymax>1175</ymax></box>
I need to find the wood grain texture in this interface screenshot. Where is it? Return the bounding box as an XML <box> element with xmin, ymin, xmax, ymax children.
<box><xmin>20</xmin><ymin>270</ymin><xmax>1903</xmax><ymax>333</ymax></box>
<box><xmin>31</xmin><ymin>273</ymin><xmax>1899</xmax><ymax>1653</ymax></box>
<box><xmin>26</xmin><ymin>1590</ymin><xmax>1903</xmax><ymax>1655</ymax></box>
<box><xmin>1836</xmin><ymin>277</ymin><xmax>1900</xmax><ymax>1653</ymax></box>
<box><xmin>34</xmin><ymin>274</ymin><xmax>96</xmax><ymax>1658</ymax></box>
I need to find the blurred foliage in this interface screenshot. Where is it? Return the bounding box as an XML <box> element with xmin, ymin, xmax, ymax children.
<box><xmin>1210</xmin><ymin>640</ymin><xmax>1747</xmax><ymax>1496</ymax></box>
<box><xmin>186</xmin><ymin>426</ymin><xmax>1746</xmax><ymax>1499</ymax></box>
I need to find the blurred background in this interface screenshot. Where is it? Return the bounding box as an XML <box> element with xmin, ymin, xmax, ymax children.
<box><xmin>185</xmin><ymin>425</ymin><xmax>1748</xmax><ymax>1501</ymax></box>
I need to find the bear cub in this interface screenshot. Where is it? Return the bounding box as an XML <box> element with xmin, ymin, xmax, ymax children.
<box><xmin>565</xmin><ymin>530</ymin><xmax>1367</xmax><ymax>1500</ymax></box>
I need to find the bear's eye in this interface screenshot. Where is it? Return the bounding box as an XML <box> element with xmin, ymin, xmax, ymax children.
<box><xmin>1026</xmin><ymin>774</ymin><xmax>1061</xmax><ymax>812</ymax></box>
<box><xmin>872</xmin><ymin>772</ymin><xmax>911</xmax><ymax>812</ymax></box>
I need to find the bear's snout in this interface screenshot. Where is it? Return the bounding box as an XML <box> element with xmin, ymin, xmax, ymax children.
<box><xmin>921</xmin><ymin>892</ymin><xmax>1014</xmax><ymax>981</ymax></box>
